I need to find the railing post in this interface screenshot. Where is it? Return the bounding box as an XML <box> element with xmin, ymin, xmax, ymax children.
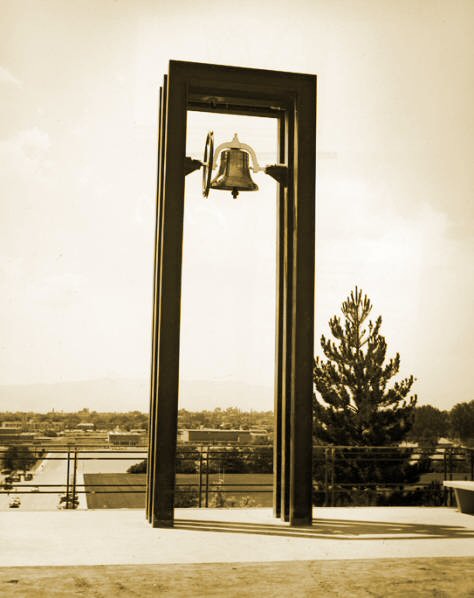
<box><xmin>448</xmin><ymin>447</ymin><xmax>454</xmax><ymax>506</ymax></box>
<box><xmin>205</xmin><ymin>447</ymin><xmax>209</xmax><ymax>508</ymax></box>
<box><xmin>72</xmin><ymin>449</ymin><xmax>78</xmax><ymax>509</ymax></box>
<box><xmin>330</xmin><ymin>447</ymin><xmax>335</xmax><ymax>507</ymax></box>
<box><xmin>65</xmin><ymin>449</ymin><xmax>71</xmax><ymax>509</ymax></box>
<box><xmin>198</xmin><ymin>450</ymin><xmax>203</xmax><ymax>508</ymax></box>
<box><xmin>443</xmin><ymin>449</ymin><xmax>448</xmax><ymax>506</ymax></box>
<box><xmin>323</xmin><ymin>448</ymin><xmax>328</xmax><ymax>507</ymax></box>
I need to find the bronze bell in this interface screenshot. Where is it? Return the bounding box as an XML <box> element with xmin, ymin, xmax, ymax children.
<box><xmin>210</xmin><ymin>134</ymin><xmax>260</xmax><ymax>198</ymax></box>
<box><xmin>200</xmin><ymin>131</ymin><xmax>289</xmax><ymax>199</ymax></box>
<box><xmin>210</xmin><ymin>149</ymin><xmax>258</xmax><ymax>198</ymax></box>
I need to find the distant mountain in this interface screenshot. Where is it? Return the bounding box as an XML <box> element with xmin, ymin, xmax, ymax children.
<box><xmin>180</xmin><ymin>380</ymin><xmax>273</xmax><ymax>412</ymax></box>
<box><xmin>0</xmin><ymin>379</ymin><xmax>149</xmax><ymax>413</ymax></box>
<box><xmin>0</xmin><ymin>378</ymin><xmax>273</xmax><ymax>413</ymax></box>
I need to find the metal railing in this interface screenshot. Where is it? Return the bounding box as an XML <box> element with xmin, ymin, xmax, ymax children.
<box><xmin>312</xmin><ymin>444</ymin><xmax>474</xmax><ymax>507</ymax></box>
<box><xmin>1</xmin><ymin>443</ymin><xmax>472</xmax><ymax>509</ymax></box>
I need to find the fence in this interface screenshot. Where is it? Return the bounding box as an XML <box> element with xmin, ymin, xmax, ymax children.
<box><xmin>1</xmin><ymin>443</ymin><xmax>473</xmax><ymax>509</ymax></box>
<box><xmin>312</xmin><ymin>444</ymin><xmax>474</xmax><ymax>507</ymax></box>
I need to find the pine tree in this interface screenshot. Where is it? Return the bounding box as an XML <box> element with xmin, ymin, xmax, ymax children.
<box><xmin>313</xmin><ymin>287</ymin><xmax>423</xmax><ymax>505</ymax></box>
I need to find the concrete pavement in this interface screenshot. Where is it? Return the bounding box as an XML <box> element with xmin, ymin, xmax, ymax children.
<box><xmin>2</xmin><ymin>507</ymin><xmax>474</xmax><ymax>568</ymax></box>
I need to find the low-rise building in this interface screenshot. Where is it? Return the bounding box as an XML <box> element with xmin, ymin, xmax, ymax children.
<box><xmin>108</xmin><ymin>431</ymin><xmax>146</xmax><ymax>447</ymax></box>
<box><xmin>0</xmin><ymin>421</ymin><xmax>23</xmax><ymax>431</ymax></box>
<box><xmin>57</xmin><ymin>430</ymin><xmax>108</xmax><ymax>447</ymax></box>
<box><xmin>76</xmin><ymin>423</ymin><xmax>95</xmax><ymax>432</ymax></box>
<box><xmin>26</xmin><ymin>420</ymin><xmax>64</xmax><ymax>432</ymax></box>
<box><xmin>249</xmin><ymin>429</ymin><xmax>269</xmax><ymax>443</ymax></box>
<box><xmin>178</xmin><ymin>429</ymin><xmax>254</xmax><ymax>444</ymax></box>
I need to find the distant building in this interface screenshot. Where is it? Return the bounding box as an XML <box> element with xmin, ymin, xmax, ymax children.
<box><xmin>0</xmin><ymin>421</ymin><xmax>23</xmax><ymax>431</ymax></box>
<box><xmin>178</xmin><ymin>428</ymin><xmax>268</xmax><ymax>444</ymax></box>
<box><xmin>25</xmin><ymin>420</ymin><xmax>64</xmax><ymax>432</ymax></box>
<box><xmin>248</xmin><ymin>429</ymin><xmax>269</xmax><ymax>443</ymax></box>
<box><xmin>76</xmin><ymin>423</ymin><xmax>95</xmax><ymax>432</ymax></box>
<box><xmin>108</xmin><ymin>431</ymin><xmax>146</xmax><ymax>447</ymax></box>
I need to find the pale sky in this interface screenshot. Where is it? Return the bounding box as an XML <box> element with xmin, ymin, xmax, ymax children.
<box><xmin>0</xmin><ymin>0</ymin><xmax>473</xmax><ymax>411</ymax></box>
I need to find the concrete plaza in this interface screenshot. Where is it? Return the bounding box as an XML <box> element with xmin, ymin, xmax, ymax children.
<box><xmin>2</xmin><ymin>507</ymin><xmax>474</xmax><ymax>596</ymax></box>
<box><xmin>2</xmin><ymin>506</ymin><xmax>474</xmax><ymax>567</ymax></box>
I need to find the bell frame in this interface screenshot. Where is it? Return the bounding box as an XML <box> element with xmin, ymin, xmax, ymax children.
<box><xmin>147</xmin><ymin>60</ymin><xmax>317</xmax><ymax>527</ymax></box>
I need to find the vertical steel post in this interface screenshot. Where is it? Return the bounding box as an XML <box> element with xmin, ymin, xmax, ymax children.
<box><xmin>147</xmin><ymin>84</ymin><xmax>166</xmax><ymax>523</ymax></box>
<box><xmin>150</xmin><ymin>68</ymin><xmax>187</xmax><ymax>528</ymax></box>
<box><xmin>280</xmin><ymin>110</ymin><xmax>294</xmax><ymax>522</ymax></box>
<box><xmin>273</xmin><ymin>114</ymin><xmax>286</xmax><ymax>519</ymax></box>
<box><xmin>289</xmin><ymin>77</ymin><xmax>316</xmax><ymax>526</ymax></box>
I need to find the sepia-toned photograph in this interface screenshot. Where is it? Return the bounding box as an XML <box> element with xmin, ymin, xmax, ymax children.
<box><xmin>1</xmin><ymin>1</ymin><xmax>473</xmax><ymax>595</ymax></box>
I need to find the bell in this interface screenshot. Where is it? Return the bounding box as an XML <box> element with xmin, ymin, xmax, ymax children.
<box><xmin>210</xmin><ymin>148</ymin><xmax>258</xmax><ymax>199</ymax></box>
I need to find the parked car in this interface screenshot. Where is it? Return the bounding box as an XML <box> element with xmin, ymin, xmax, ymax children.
<box><xmin>9</xmin><ymin>496</ymin><xmax>21</xmax><ymax>508</ymax></box>
<box><xmin>58</xmin><ymin>493</ymin><xmax>79</xmax><ymax>509</ymax></box>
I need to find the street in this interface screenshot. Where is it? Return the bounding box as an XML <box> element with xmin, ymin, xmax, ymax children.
<box><xmin>1</xmin><ymin>449</ymin><xmax>146</xmax><ymax>511</ymax></box>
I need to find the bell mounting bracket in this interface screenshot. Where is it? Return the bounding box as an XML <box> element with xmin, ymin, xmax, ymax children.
<box><xmin>183</xmin><ymin>157</ymin><xmax>202</xmax><ymax>177</ymax></box>
<box><xmin>264</xmin><ymin>164</ymin><xmax>288</xmax><ymax>187</ymax></box>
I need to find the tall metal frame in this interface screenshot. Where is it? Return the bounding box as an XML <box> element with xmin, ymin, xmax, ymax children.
<box><xmin>147</xmin><ymin>60</ymin><xmax>316</xmax><ymax>527</ymax></box>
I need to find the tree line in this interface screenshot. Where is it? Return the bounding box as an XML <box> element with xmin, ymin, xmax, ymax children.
<box><xmin>128</xmin><ymin>445</ymin><xmax>273</xmax><ymax>475</ymax></box>
<box><xmin>407</xmin><ymin>403</ymin><xmax>474</xmax><ymax>445</ymax></box>
<box><xmin>1</xmin><ymin>404</ymin><xmax>471</xmax><ymax>447</ymax></box>
<box><xmin>1</xmin><ymin>403</ymin><xmax>472</xmax><ymax>444</ymax></box>
<box><xmin>0</xmin><ymin>407</ymin><xmax>273</xmax><ymax>434</ymax></box>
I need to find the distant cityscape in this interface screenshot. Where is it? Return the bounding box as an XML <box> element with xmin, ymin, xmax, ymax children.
<box><xmin>0</xmin><ymin>407</ymin><xmax>275</xmax><ymax>511</ymax></box>
<box><xmin>0</xmin><ymin>407</ymin><xmax>274</xmax><ymax>457</ymax></box>
<box><xmin>1</xmin><ymin>404</ymin><xmax>472</xmax><ymax>512</ymax></box>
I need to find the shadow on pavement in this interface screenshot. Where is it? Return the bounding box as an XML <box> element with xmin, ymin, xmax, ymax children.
<box><xmin>174</xmin><ymin>516</ymin><xmax>474</xmax><ymax>540</ymax></box>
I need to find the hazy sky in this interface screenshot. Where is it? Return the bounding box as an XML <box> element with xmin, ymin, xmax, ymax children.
<box><xmin>0</xmin><ymin>0</ymin><xmax>473</xmax><ymax>411</ymax></box>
